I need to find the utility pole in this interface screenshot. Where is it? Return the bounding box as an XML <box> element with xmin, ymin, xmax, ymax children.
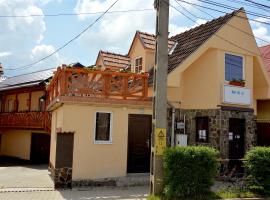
<box><xmin>150</xmin><ymin>0</ymin><xmax>169</xmax><ymax>195</ymax></box>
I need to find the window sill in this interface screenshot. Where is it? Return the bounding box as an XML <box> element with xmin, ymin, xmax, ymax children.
<box><xmin>94</xmin><ymin>140</ymin><xmax>113</xmax><ymax>145</ymax></box>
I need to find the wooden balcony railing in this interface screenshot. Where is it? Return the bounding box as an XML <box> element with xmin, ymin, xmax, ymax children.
<box><xmin>0</xmin><ymin>111</ymin><xmax>51</xmax><ymax>132</ymax></box>
<box><xmin>46</xmin><ymin>66</ymin><xmax>150</xmax><ymax>106</ymax></box>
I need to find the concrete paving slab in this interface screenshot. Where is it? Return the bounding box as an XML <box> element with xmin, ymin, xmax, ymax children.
<box><xmin>0</xmin><ymin>165</ymin><xmax>54</xmax><ymax>189</ymax></box>
<box><xmin>0</xmin><ymin>186</ymin><xmax>148</xmax><ymax>200</ymax></box>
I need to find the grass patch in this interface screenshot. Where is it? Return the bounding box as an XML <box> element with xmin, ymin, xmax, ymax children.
<box><xmin>216</xmin><ymin>189</ymin><xmax>258</xmax><ymax>199</ymax></box>
<box><xmin>147</xmin><ymin>195</ymin><xmax>161</xmax><ymax>200</ymax></box>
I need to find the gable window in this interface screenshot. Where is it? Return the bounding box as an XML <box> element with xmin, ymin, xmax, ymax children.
<box><xmin>135</xmin><ymin>57</ymin><xmax>143</xmax><ymax>73</ymax></box>
<box><xmin>196</xmin><ymin>117</ymin><xmax>209</xmax><ymax>143</ymax></box>
<box><xmin>225</xmin><ymin>53</ymin><xmax>244</xmax><ymax>81</ymax></box>
<box><xmin>94</xmin><ymin>112</ymin><xmax>112</xmax><ymax>143</ymax></box>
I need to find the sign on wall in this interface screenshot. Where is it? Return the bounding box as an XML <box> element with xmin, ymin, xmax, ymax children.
<box><xmin>223</xmin><ymin>85</ymin><xmax>251</xmax><ymax>105</ymax></box>
<box><xmin>155</xmin><ymin>128</ymin><xmax>166</xmax><ymax>155</ymax></box>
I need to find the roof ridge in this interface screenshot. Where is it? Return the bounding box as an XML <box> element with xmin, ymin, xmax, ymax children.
<box><xmin>100</xmin><ymin>50</ymin><xmax>129</xmax><ymax>58</ymax></box>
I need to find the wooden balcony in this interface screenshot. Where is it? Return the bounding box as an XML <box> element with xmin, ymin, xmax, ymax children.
<box><xmin>46</xmin><ymin>66</ymin><xmax>150</xmax><ymax>108</ymax></box>
<box><xmin>0</xmin><ymin>111</ymin><xmax>51</xmax><ymax>132</ymax></box>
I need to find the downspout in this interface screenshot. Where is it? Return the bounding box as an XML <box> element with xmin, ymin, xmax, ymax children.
<box><xmin>168</xmin><ymin>101</ymin><xmax>181</xmax><ymax>147</ymax></box>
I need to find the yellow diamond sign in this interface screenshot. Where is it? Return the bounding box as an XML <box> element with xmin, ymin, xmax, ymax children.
<box><xmin>155</xmin><ymin>128</ymin><xmax>166</xmax><ymax>155</ymax></box>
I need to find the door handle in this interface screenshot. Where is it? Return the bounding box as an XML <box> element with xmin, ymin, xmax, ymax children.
<box><xmin>146</xmin><ymin>139</ymin><xmax>150</xmax><ymax>148</ymax></box>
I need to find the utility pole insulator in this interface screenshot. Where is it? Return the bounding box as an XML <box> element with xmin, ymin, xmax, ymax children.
<box><xmin>150</xmin><ymin>0</ymin><xmax>169</xmax><ymax>195</ymax></box>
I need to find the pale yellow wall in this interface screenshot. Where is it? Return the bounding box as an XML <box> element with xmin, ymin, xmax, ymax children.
<box><xmin>31</xmin><ymin>91</ymin><xmax>45</xmax><ymax>111</ymax></box>
<box><xmin>5</xmin><ymin>94</ymin><xmax>15</xmax><ymax>112</ymax></box>
<box><xmin>51</xmin><ymin>103</ymin><xmax>151</xmax><ymax>180</ymax></box>
<box><xmin>18</xmin><ymin>93</ymin><xmax>29</xmax><ymax>112</ymax></box>
<box><xmin>49</xmin><ymin>106</ymin><xmax>64</xmax><ymax>167</ymax></box>
<box><xmin>129</xmin><ymin>37</ymin><xmax>148</xmax><ymax>72</ymax></box>
<box><xmin>1</xmin><ymin>130</ymin><xmax>31</xmax><ymax>160</ymax></box>
<box><xmin>165</xmin><ymin>11</ymin><xmax>269</xmax><ymax>111</ymax></box>
<box><xmin>181</xmin><ymin>48</ymin><xmax>220</xmax><ymax>109</ymax></box>
<box><xmin>145</xmin><ymin>49</ymin><xmax>155</xmax><ymax>72</ymax></box>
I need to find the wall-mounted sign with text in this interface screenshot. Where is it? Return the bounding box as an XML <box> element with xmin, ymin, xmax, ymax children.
<box><xmin>223</xmin><ymin>85</ymin><xmax>251</xmax><ymax>105</ymax></box>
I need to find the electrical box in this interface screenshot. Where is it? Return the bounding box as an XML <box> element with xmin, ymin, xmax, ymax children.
<box><xmin>175</xmin><ymin>134</ymin><xmax>187</xmax><ymax>147</ymax></box>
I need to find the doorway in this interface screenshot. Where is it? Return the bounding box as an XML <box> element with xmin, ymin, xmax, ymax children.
<box><xmin>30</xmin><ymin>133</ymin><xmax>50</xmax><ymax>164</ymax></box>
<box><xmin>229</xmin><ymin>118</ymin><xmax>245</xmax><ymax>159</ymax></box>
<box><xmin>127</xmin><ymin>114</ymin><xmax>152</xmax><ymax>173</ymax></box>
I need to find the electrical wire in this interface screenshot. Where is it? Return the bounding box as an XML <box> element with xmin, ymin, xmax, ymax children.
<box><xmin>170</xmin><ymin>0</ymin><xmax>270</xmax><ymax>61</ymax></box>
<box><xmin>5</xmin><ymin>0</ymin><xmax>120</xmax><ymax>71</ymax></box>
<box><xmin>175</xmin><ymin>0</ymin><xmax>270</xmax><ymax>45</ymax></box>
<box><xmin>177</xmin><ymin>0</ymin><xmax>270</xmax><ymax>26</ymax></box>
<box><xmin>0</xmin><ymin>9</ymin><xmax>154</xmax><ymax>18</ymax></box>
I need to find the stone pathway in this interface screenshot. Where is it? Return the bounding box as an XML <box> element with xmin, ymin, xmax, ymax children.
<box><xmin>0</xmin><ymin>186</ymin><xmax>148</xmax><ymax>200</ymax></box>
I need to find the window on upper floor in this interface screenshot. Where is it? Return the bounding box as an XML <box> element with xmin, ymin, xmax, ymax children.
<box><xmin>225</xmin><ymin>53</ymin><xmax>244</xmax><ymax>81</ymax></box>
<box><xmin>135</xmin><ymin>57</ymin><xmax>143</xmax><ymax>73</ymax></box>
<box><xmin>94</xmin><ymin>112</ymin><xmax>112</xmax><ymax>144</ymax></box>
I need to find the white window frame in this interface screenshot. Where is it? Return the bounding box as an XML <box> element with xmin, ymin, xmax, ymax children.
<box><xmin>93</xmin><ymin>111</ymin><xmax>113</xmax><ymax>144</ymax></box>
<box><xmin>224</xmin><ymin>52</ymin><xmax>245</xmax><ymax>82</ymax></box>
<box><xmin>134</xmin><ymin>56</ymin><xmax>143</xmax><ymax>73</ymax></box>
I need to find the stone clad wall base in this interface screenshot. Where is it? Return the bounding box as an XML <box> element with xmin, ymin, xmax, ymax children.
<box><xmin>72</xmin><ymin>179</ymin><xmax>116</xmax><ymax>187</ymax></box>
<box><xmin>173</xmin><ymin>108</ymin><xmax>256</xmax><ymax>159</ymax></box>
<box><xmin>54</xmin><ymin>167</ymin><xmax>72</xmax><ymax>189</ymax></box>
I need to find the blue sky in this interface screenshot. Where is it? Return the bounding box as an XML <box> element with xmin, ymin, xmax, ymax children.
<box><xmin>0</xmin><ymin>0</ymin><xmax>270</xmax><ymax>77</ymax></box>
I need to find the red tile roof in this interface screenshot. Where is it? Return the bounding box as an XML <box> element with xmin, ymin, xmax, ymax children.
<box><xmin>259</xmin><ymin>44</ymin><xmax>270</xmax><ymax>76</ymax></box>
<box><xmin>138</xmin><ymin>31</ymin><xmax>176</xmax><ymax>50</ymax></box>
<box><xmin>97</xmin><ymin>51</ymin><xmax>131</xmax><ymax>69</ymax></box>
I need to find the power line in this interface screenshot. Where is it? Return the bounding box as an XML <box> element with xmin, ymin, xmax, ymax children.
<box><xmin>243</xmin><ymin>0</ymin><xmax>270</xmax><ymax>11</ymax></box>
<box><xmin>196</xmin><ymin>0</ymin><xmax>270</xmax><ymax>19</ymax></box>
<box><xmin>5</xmin><ymin>0</ymin><xmax>120</xmax><ymax>71</ymax></box>
<box><xmin>225</xmin><ymin>0</ymin><xmax>270</xmax><ymax>12</ymax></box>
<box><xmin>0</xmin><ymin>9</ymin><xmax>154</xmax><ymax>18</ymax></box>
<box><xmin>175</xmin><ymin>0</ymin><xmax>270</xmax><ymax>45</ymax></box>
<box><xmin>177</xmin><ymin>0</ymin><xmax>270</xmax><ymax>26</ymax></box>
<box><xmin>170</xmin><ymin>0</ymin><xmax>270</xmax><ymax>61</ymax></box>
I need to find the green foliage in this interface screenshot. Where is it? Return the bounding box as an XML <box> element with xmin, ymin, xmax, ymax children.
<box><xmin>163</xmin><ymin>146</ymin><xmax>219</xmax><ymax>200</ymax></box>
<box><xmin>147</xmin><ymin>195</ymin><xmax>161</xmax><ymax>200</ymax></box>
<box><xmin>244</xmin><ymin>147</ymin><xmax>270</xmax><ymax>195</ymax></box>
<box><xmin>216</xmin><ymin>188</ymin><xmax>257</xmax><ymax>199</ymax></box>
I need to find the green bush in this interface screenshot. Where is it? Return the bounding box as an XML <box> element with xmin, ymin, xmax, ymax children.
<box><xmin>164</xmin><ymin>146</ymin><xmax>219</xmax><ymax>199</ymax></box>
<box><xmin>244</xmin><ymin>147</ymin><xmax>270</xmax><ymax>195</ymax></box>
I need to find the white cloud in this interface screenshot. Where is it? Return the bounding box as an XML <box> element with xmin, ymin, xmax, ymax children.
<box><xmin>0</xmin><ymin>0</ymin><xmax>64</xmax><ymax>76</ymax></box>
<box><xmin>251</xmin><ymin>18</ymin><xmax>270</xmax><ymax>45</ymax></box>
<box><xmin>0</xmin><ymin>52</ymin><xmax>12</xmax><ymax>58</ymax></box>
<box><xmin>169</xmin><ymin>19</ymin><xmax>207</xmax><ymax>36</ymax></box>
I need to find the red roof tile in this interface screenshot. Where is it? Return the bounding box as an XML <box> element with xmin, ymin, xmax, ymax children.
<box><xmin>137</xmin><ymin>31</ymin><xmax>176</xmax><ymax>50</ymax></box>
<box><xmin>98</xmin><ymin>51</ymin><xmax>131</xmax><ymax>69</ymax></box>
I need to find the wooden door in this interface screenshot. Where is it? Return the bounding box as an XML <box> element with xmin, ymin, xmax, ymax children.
<box><xmin>257</xmin><ymin>123</ymin><xmax>270</xmax><ymax>146</ymax></box>
<box><xmin>30</xmin><ymin>133</ymin><xmax>50</xmax><ymax>164</ymax></box>
<box><xmin>229</xmin><ymin>118</ymin><xmax>245</xmax><ymax>159</ymax></box>
<box><xmin>127</xmin><ymin>114</ymin><xmax>152</xmax><ymax>173</ymax></box>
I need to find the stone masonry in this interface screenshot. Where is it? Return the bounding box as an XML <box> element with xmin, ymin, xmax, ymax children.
<box><xmin>168</xmin><ymin>108</ymin><xmax>256</xmax><ymax>159</ymax></box>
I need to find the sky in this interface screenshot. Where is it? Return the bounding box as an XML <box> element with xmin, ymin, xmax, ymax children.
<box><xmin>0</xmin><ymin>0</ymin><xmax>270</xmax><ymax>77</ymax></box>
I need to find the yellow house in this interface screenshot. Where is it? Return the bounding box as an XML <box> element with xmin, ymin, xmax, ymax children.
<box><xmin>48</xmin><ymin>8</ymin><xmax>270</xmax><ymax>188</ymax></box>
<box><xmin>0</xmin><ymin>69</ymin><xmax>54</xmax><ymax>163</ymax></box>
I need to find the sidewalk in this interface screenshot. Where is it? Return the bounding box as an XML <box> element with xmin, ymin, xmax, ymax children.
<box><xmin>0</xmin><ymin>186</ymin><xmax>148</xmax><ymax>200</ymax></box>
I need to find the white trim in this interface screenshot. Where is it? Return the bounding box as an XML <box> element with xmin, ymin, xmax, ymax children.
<box><xmin>224</xmin><ymin>52</ymin><xmax>245</xmax><ymax>82</ymax></box>
<box><xmin>134</xmin><ymin>56</ymin><xmax>143</xmax><ymax>73</ymax></box>
<box><xmin>93</xmin><ymin>111</ymin><xmax>113</xmax><ymax>144</ymax></box>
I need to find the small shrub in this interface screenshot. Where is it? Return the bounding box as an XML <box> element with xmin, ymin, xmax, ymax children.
<box><xmin>244</xmin><ymin>147</ymin><xmax>270</xmax><ymax>195</ymax></box>
<box><xmin>164</xmin><ymin>146</ymin><xmax>219</xmax><ymax>199</ymax></box>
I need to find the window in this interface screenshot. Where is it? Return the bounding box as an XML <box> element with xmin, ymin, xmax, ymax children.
<box><xmin>225</xmin><ymin>53</ymin><xmax>244</xmax><ymax>81</ymax></box>
<box><xmin>135</xmin><ymin>57</ymin><xmax>143</xmax><ymax>73</ymax></box>
<box><xmin>94</xmin><ymin>112</ymin><xmax>112</xmax><ymax>143</ymax></box>
<box><xmin>196</xmin><ymin>117</ymin><xmax>209</xmax><ymax>142</ymax></box>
